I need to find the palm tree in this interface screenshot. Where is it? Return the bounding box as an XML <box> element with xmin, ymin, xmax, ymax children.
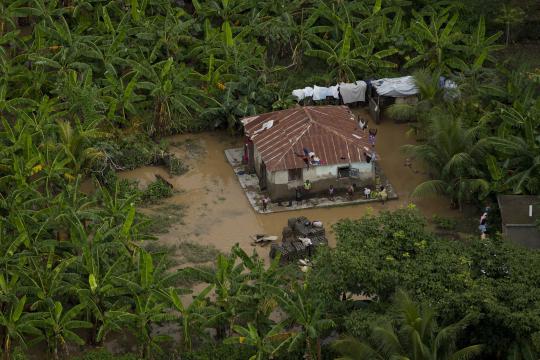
<box><xmin>333</xmin><ymin>290</ymin><xmax>483</xmax><ymax>360</ymax></box>
<box><xmin>402</xmin><ymin>111</ymin><xmax>489</xmax><ymax>210</ymax></box>
<box><xmin>495</xmin><ymin>5</ymin><xmax>525</xmax><ymax>46</ymax></box>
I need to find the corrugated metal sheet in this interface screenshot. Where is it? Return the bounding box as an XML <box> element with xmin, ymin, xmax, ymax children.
<box><xmin>243</xmin><ymin>106</ymin><xmax>372</xmax><ymax>172</ymax></box>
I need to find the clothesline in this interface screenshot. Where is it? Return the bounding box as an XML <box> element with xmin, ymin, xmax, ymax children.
<box><xmin>291</xmin><ymin>80</ymin><xmax>367</xmax><ymax>104</ymax></box>
<box><xmin>292</xmin><ymin>75</ymin><xmax>458</xmax><ymax>102</ymax></box>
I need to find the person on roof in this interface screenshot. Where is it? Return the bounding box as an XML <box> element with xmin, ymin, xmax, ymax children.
<box><xmin>357</xmin><ymin>116</ymin><xmax>368</xmax><ymax>131</ymax></box>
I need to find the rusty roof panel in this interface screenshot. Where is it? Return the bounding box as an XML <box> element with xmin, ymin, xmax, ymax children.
<box><xmin>242</xmin><ymin>106</ymin><xmax>372</xmax><ymax>171</ymax></box>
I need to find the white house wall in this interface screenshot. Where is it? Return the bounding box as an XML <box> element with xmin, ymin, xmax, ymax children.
<box><xmin>273</xmin><ymin>170</ymin><xmax>289</xmax><ymax>184</ymax></box>
<box><xmin>253</xmin><ymin>144</ymin><xmax>262</xmax><ymax>176</ymax></box>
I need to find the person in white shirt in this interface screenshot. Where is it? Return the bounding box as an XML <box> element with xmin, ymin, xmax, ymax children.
<box><xmin>364</xmin><ymin>187</ymin><xmax>371</xmax><ymax>199</ymax></box>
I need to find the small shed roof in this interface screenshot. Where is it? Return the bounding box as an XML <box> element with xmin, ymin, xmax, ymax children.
<box><xmin>241</xmin><ymin>106</ymin><xmax>371</xmax><ymax>172</ymax></box>
<box><xmin>497</xmin><ymin>195</ymin><xmax>540</xmax><ymax>226</ymax></box>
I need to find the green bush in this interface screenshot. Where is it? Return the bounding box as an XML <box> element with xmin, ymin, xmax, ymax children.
<box><xmin>431</xmin><ymin>215</ymin><xmax>458</xmax><ymax>231</ymax></box>
<box><xmin>142</xmin><ymin>178</ymin><xmax>173</xmax><ymax>203</ymax></box>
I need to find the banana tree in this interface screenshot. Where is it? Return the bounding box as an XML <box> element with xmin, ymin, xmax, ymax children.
<box><xmin>129</xmin><ymin>57</ymin><xmax>206</xmax><ymax>136</ymax></box>
<box><xmin>160</xmin><ymin>285</ymin><xmax>214</xmax><ymax>351</ymax></box>
<box><xmin>109</xmin><ymin>293</ymin><xmax>175</xmax><ymax>359</ymax></box>
<box><xmin>276</xmin><ymin>283</ymin><xmax>335</xmax><ymax>360</ymax></box>
<box><xmin>115</xmin><ymin>249</ymin><xmax>181</xmax><ymax>299</ymax></box>
<box><xmin>224</xmin><ymin>321</ymin><xmax>293</xmax><ymax>360</ymax></box>
<box><xmin>0</xmin><ymin>0</ymin><xmax>39</xmax><ymax>36</ymax></box>
<box><xmin>37</xmin><ymin>299</ymin><xmax>92</xmax><ymax>360</ymax></box>
<box><xmin>0</xmin><ymin>296</ymin><xmax>42</xmax><ymax>359</ymax></box>
<box><xmin>405</xmin><ymin>11</ymin><xmax>465</xmax><ymax>73</ymax></box>
<box><xmin>182</xmin><ymin>250</ymin><xmax>248</xmax><ymax>338</ymax></box>
<box><xmin>306</xmin><ymin>24</ymin><xmax>397</xmax><ymax>82</ymax></box>
<box><xmin>75</xmin><ymin>244</ymin><xmax>128</xmax><ymax>345</ymax></box>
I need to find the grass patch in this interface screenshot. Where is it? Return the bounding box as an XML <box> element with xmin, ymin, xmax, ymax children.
<box><xmin>177</xmin><ymin>241</ymin><xmax>221</xmax><ymax>264</ymax></box>
<box><xmin>175</xmin><ymin>264</ymin><xmax>215</xmax><ymax>288</ymax></box>
<box><xmin>144</xmin><ymin>204</ymin><xmax>185</xmax><ymax>234</ymax></box>
<box><xmin>171</xmin><ymin>138</ymin><xmax>206</xmax><ymax>159</ymax></box>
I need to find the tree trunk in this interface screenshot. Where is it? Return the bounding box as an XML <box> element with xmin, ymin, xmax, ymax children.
<box><xmin>305</xmin><ymin>337</ymin><xmax>312</xmax><ymax>360</ymax></box>
<box><xmin>506</xmin><ymin>23</ymin><xmax>510</xmax><ymax>46</ymax></box>
<box><xmin>316</xmin><ymin>337</ymin><xmax>322</xmax><ymax>360</ymax></box>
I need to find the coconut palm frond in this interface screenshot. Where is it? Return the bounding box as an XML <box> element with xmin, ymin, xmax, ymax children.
<box><xmin>411</xmin><ymin>180</ymin><xmax>449</xmax><ymax>198</ymax></box>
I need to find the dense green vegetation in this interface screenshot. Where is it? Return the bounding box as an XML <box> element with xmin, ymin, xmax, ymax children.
<box><xmin>1</xmin><ymin>0</ymin><xmax>539</xmax><ymax>359</ymax></box>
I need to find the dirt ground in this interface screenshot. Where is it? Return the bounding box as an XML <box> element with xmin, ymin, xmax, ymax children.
<box><xmin>119</xmin><ymin>108</ymin><xmax>465</xmax><ymax>261</ymax></box>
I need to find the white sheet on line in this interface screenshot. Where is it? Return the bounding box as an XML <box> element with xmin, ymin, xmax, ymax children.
<box><xmin>339</xmin><ymin>80</ymin><xmax>367</xmax><ymax>103</ymax></box>
<box><xmin>313</xmin><ymin>85</ymin><xmax>332</xmax><ymax>101</ymax></box>
<box><xmin>292</xmin><ymin>89</ymin><xmax>305</xmax><ymax>101</ymax></box>
<box><xmin>372</xmin><ymin>76</ymin><xmax>418</xmax><ymax>97</ymax></box>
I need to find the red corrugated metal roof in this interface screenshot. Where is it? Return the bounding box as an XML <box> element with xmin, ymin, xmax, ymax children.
<box><xmin>242</xmin><ymin>106</ymin><xmax>372</xmax><ymax>172</ymax></box>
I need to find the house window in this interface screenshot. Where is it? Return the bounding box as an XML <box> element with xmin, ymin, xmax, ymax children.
<box><xmin>337</xmin><ymin>166</ymin><xmax>351</xmax><ymax>179</ymax></box>
<box><xmin>338</xmin><ymin>166</ymin><xmax>360</xmax><ymax>178</ymax></box>
<box><xmin>288</xmin><ymin>168</ymin><xmax>302</xmax><ymax>182</ymax></box>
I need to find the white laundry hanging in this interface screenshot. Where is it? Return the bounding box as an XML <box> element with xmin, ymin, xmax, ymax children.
<box><xmin>292</xmin><ymin>89</ymin><xmax>305</xmax><ymax>101</ymax></box>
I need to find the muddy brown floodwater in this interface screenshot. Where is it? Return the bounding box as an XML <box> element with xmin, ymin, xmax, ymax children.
<box><xmin>119</xmin><ymin>108</ymin><xmax>460</xmax><ymax>260</ymax></box>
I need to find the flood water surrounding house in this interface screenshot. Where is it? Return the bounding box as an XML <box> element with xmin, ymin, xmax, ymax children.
<box><xmin>119</xmin><ymin>109</ymin><xmax>460</xmax><ymax>260</ymax></box>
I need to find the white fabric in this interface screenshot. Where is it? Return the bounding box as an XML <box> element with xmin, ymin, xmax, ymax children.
<box><xmin>299</xmin><ymin>237</ymin><xmax>312</xmax><ymax>246</ymax></box>
<box><xmin>372</xmin><ymin>76</ymin><xmax>418</xmax><ymax>97</ymax></box>
<box><xmin>339</xmin><ymin>81</ymin><xmax>367</xmax><ymax>103</ymax></box>
<box><xmin>313</xmin><ymin>85</ymin><xmax>332</xmax><ymax>101</ymax></box>
<box><xmin>292</xmin><ymin>89</ymin><xmax>305</xmax><ymax>101</ymax></box>
<box><xmin>443</xmin><ymin>79</ymin><xmax>458</xmax><ymax>89</ymax></box>
<box><xmin>303</xmin><ymin>87</ymin><xmax>314</xmax><ymax>97</ymax></box>
<box><xmin>329</xmin><ymin>85</ymin><xmax>340</xmax><ymax>99</ymax></box>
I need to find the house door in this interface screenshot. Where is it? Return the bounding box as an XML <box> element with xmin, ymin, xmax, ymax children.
<box><xmin>259</xmin><ymin>161</ymin><xmax>267</xmax><ymax>190</ymax></box>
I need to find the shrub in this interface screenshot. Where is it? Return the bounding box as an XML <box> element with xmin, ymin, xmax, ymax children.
<box><xmin>142</xmin><ymin>178</ymin><xmax>173</xmax><ymax>203</ymax></box>
<box><xmin>431</xmin><ymin>214</ymin><xmax>458</xmax><ymax>230</ymax></box>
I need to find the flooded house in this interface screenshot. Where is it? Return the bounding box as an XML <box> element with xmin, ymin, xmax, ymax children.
<box><xmin>241</xmin><ymin>106</ymin><xmax>375</xmax><ymax>201</ymax></box>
